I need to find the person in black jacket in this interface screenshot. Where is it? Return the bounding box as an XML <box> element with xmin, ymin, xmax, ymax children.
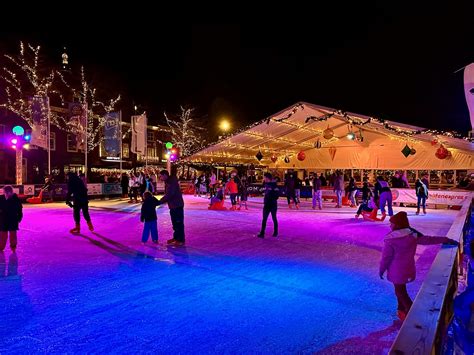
<box><xmin>257</xmin><ymin>173</ymin><xmax>280</xmax><ymax>238</ymax></box>
<box><xmin>66</xmin><ymin>172</ymin><xmax>93</xmax><ymax>234</ymax></box>
<box><xmin>0</xmin><ymin>185</ymin><xmax>23</xmax><ymax>252</ymax></box>
<box><xmin>120</xmin><ymin>173</ymin><xmax>129</xmax><ymax>198</ymax></box>
<box><xmin>41</xmin><ymin>176</ymin><xmax>54</xmax><ymax>202</ymax></box>
<box><xmin>157</xmin><ymin>170</ymin><xmax>185</xmax><ymax>246</ymax></box>
<box><xmin>140</xmin><ymin>191</ymin><xmax>159</xmax><ymax>244</ymax></box>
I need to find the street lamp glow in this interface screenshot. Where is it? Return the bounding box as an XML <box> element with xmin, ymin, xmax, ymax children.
<box><xmin>219</xmin><ymin>119</ymin><xmax>230</xmax><ymax>132</ymax></box>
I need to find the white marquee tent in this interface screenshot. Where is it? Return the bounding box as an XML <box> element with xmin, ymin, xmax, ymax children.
<box><xmin>186</xmin><ymin>102</ymin><xmax>474</xmax><ymax>170</ymax></box>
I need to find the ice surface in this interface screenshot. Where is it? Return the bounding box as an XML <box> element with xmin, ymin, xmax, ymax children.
<box><xmin>0</xmin><ymin>196</ymin><xmax>457</xmax><ymax>354</ymax></box>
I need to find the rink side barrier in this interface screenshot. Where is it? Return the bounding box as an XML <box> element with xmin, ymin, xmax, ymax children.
<box><xmin>0</xmin><ymin>183</ymin><xmax>125</xmax><ymax>200</ymax></box>
<box><xmin>390</xmin><ymin>194</ymin><xmax>473</xmax><ymax>354</ymax></box>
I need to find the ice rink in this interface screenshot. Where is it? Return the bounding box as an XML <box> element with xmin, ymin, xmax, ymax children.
<box><xmin>0</xmin><ymin>196</ymin><xmax>458</xmax><ymax>354</ymax></box>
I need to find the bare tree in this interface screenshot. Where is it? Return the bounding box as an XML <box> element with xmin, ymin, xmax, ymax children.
<box><xmin>1</xmin><ymin>42</ymin><xmax>121</xmax><ymax>153</ymax></box>
<box><xmin>164</xmin><ymin>106</ymin><xmax>206</xmax><ymax>157</ymax></box>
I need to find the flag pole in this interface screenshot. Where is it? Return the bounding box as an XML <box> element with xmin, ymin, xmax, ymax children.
<box><xmin>145</xmin><ymin>113</ymin><xmax>148</xmax><ymax>169</ymax></box>
<box><xmin>84</xmin><ymin>105</ymin><xmax>88</xmax><ymax>182</ymax></box>
<box><xmin>119</xmin><ymin>110</ymin><xmax>123</xmax><ymax>172</ymax></box>
<box><xmin>47</xmin><ymin>97</ymin><xmax>51</xmax><ymax>175</ymax></box>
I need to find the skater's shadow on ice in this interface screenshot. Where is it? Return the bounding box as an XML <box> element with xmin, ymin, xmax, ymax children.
<box><xmin>0</xmin><ymin>252</ymin><xmax>34</xmax><ymax>348</ymax></box>
<box><xmin>77</xmin><ymin>233</ymin><xmax>155</xmax><ymax>261</ymax></box>
<box><xmin>316</xmin><ymin>320</ymin><xmax>401</xmax><ymax>354</ymax></box>
<box><xmin>0</xmin><ymin>251</ymin><xmax>19</xmax><ymax>278</ymax></box>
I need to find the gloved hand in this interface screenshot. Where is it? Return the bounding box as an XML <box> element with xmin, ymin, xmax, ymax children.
<box><xmin>444</xmin><ymin>239</ymin><xmax>459</xmax><ymax>246</ymax></box>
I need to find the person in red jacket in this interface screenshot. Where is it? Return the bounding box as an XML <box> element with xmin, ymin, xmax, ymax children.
<box><xmin>379</xmin><ymin>211</ymin><xmax>458</xmax><ymax>321</ymax></box>
<box><xmin>225</xmin><ymin>172</ymin><xmax>239</xmax><ymax>211</ymax></box>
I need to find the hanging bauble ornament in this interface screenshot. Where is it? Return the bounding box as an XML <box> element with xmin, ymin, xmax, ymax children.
<box><xmin>401</xmin><ymin>144</ymin><xmax>412</xmax><ymax>158</ymax></box>
<box><xmin>297</xmin><ymin>151</ymin><xmax>306</xmax><ymax>161</ymax></box>
<box><xmin>431</xmin><ymin>139</ymin><xmax>438</xmax><ymax>146</ymax></box>
<box><xmin>314</xmin><ymin>139</ymin><xmax>322</xmax><ymax>149</ymax></box>
<box><xmin>435</xmin><ymin>145</ymin><xmax>448</xmax><ymax>159</ymax></box>
<box><xmin>329</xmin><ymin>146</ymin><xmax>337</xmax><ymax>161</ymax></box>
<box><xmin>409</xmin><ymin>147</ymin><xmax>416</xmax><ymax>155</ymax></box>
<box><xmin>271</xmin><ymin>154</ymin><xmax>278</xmax><ymax>163</ymax></box>
<box><xmin>284</xmin><ymin>156</ymin><xmax>290</xmax><ymax>163</ymax></box>
<box><xmin>255</xmin><ymin>150</ymin><xmax>263</xmax><ymax>161</ymax></box>
<box><xmin>323</xmin><ymin>126</ymin><xmax>334</xmax><ymax>140</ymax></box>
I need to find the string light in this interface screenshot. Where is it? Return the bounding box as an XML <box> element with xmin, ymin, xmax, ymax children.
<box><xmin>164</xmin><ymin>106</ymin><xmax>206</xmax><ymax>157</ymax></box>
<box><xmin>1</xmin><ymin>42</ymin><xmax>121</xmax><ymax>154</ymax></box>
<box><xmin>188</xmin><ymin>102</ymin><xmax>474</xmax><ymax>164</ymax></box>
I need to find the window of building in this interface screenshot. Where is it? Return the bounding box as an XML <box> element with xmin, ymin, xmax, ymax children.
<box><xmin>67</xmin><ymin>134</ymin><xmax>78</xmax><ymax>152</ymax></box>
<box><xmin>147</xmin><ymin>131</ymin><xmax>154</xmax><ymax>142</ymax></box>
<box><xmin>123</xmin><ymin>143</ymin><xmax>129</xmax><ymax>158</ymax></box>
<box><xmin>50</xmin><ymin>132</ymin><xmax>56</xmax><ymax>151</ymax></box>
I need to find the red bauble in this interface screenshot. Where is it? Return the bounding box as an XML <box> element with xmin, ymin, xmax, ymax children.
<box><xmin>271</xmin><ymin>154</ymin><xmax>278</xmax><ymax>163</ymax></box>
<box><xmin>435</xmin><ymin>145</ymin><xmax>448</xmax><ymax>159</ymax></box>
<box><xmin>297</xmin><ymin>151</ymin><xmax>306</xmax><ymax>161</ymax></box>
<box><xmin>431</xmin><ymin>139</ymin><xmax>438</xmax><ymax>146</ymax></box>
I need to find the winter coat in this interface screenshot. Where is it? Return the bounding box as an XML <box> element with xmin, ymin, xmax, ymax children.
<box><xmin>312</xmin><ymin>177</ymin><xmax>322</xmax><ymax>191</ymax></box>
<box><xmin>360</xmin><ymin>186</ymin><xmax>372</xmax><ymax>202</ymax></box>
<box><xmin>415</xmin><ymin>179</ymin><xmax>428</xmax><ymax>198</ymax></box>
<box><xmin>226</xmin><ymin>179</ymin><xmax>239</xmax><ymax>194</ymax></box>
<box><xmin>66</xmin><ymin>176</ymin><xmax>89</xmax><ymax>205</ymax></box>
<box><xmin>284</xmin><ymin>177</ymin><xmax>295</xmax><ymax>193</ymax></box>
<box><xmin>347</xmin><ymin>179</ymin><xmax>357</xmax><ymax>192</ymax></box>
<box><xmin>333</xmin><ymin>176</ymin><xmax>344</xmax><ymax>191</ymax></box>
<box><xmin>141</xmin><ymin>196</ymin><xmax>159</xmax><ymax>222</ymax></box>
<box><xmin>263</xmin><ymin>181</ymin><xmax>280</xmax><ymax>207</ymax></box>
<box><xmin>0</xmin><ymin>194</ymin><xmax>23</xmax><ymax>231</ymax></box>
<box><xmin>121</xmin><ymin>175</ymin><xmax>129</xmax><ymax>190</ymax></box>
<box><xmin>159</xmin><ymin>176</ymin><xmax>184</xmax><ymax>209</ymax></box>
<box><xmin>379</xmin><ymin>228</ymin><xmax>449</xmax><ymax>284</ymax></box>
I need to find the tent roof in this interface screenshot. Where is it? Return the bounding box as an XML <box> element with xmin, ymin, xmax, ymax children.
<box><xmin>186</xmin><ymin>102</ymin><xmax>474</xmax><ymax>170</ymax></box>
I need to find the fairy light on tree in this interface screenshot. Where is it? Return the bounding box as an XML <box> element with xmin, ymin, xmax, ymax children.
<box><xmin>164</xmin><ymin>106</ymin><xmax>206</xmax><ymax>157</ymax></box>
<box><xmin>1</xmin><ymin>42</ymin><xmax>121</xmax><ymax>155</ymax></box>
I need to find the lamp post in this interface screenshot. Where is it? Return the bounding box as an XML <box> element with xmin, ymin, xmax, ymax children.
<box><xmin>10</xmin><ymin>125</ymin><xmax>31</xmax><ymax>185</ymax></box>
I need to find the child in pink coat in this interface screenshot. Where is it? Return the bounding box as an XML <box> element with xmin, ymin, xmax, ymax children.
<box><xmin>379</xmin><ymin>211</ymin><xmax>458</xmax><ymax>321</ymax></box>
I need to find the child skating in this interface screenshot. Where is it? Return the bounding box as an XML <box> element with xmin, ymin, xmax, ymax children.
<box><xmin>379</xmin><ymin>211</ymin><xmax>457</xmax><ymax>321</ymax></box>
<box><xmin>140</xmin><ymin>191</ymin><xmax>159</xmax><ymax>244</ymax></box>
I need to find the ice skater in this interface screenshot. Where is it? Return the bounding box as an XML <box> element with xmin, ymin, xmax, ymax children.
<box><xmin>238</xmin><ymin>175</ymin><xmax>249</xmax><ymax>210</ymax></box>
<box><xmin>379</xmin><ymin>211</ymin><xmax>458</xmax><ymax>321</ymax></box>
<box><xmin>347</xmin><ymin>177</ymin><xmax>357</xmax><ymax>207</ymax></box>
<box><xmin>355</xmin><ymin>196</ymin><xmax>377</xmax><ymax>219</ymax></box>
<box><xmin>0</xmin><ymin>186</ymin><xmax>23</xmax><ymax>252</ymax></box>
<box><xmin>285</xmin><ymin>173</ymin><xmax>299</xmax><ymax>209</ymax></box>
<box><xmin>312</xmin><ymin>173</ymin><xmax>323</xmax><ymax>210</ymax></box>
<box><xmin>333</xmin><ymin>171</ymin><xmax>344</xmax><ymax>208</ymax></box>
<box><xmin>140</xmin><ymin>191</ymin><xmax>159</xmax><ymax>244</ymax></box>
<box><xmin>376</xmin><ymin>176</ymin><xmax>393</xmax><ymax>218</ymax></box>
<box><xmin>415</xmin><ymin>175</ymin><xmax>429</xmax><ymax>215</ymax></box>
<box><xmin>257</xmin><ymin>173</ymin><xmax>279</xmax><ymax>238</ymax></box>
<box><xmin>66</xmin><ymin>172</ymin><xmax>94</xmax><ymax>234</ymax></box>
<box><xmin>157</xmin><ymin>170</ymin><xmax>185</xmax><ymax>246</ymax></box>
<box><xmin>225</xmin><ymin>171</ymin><xmax>239</xmax><ymax>211</ymax></box>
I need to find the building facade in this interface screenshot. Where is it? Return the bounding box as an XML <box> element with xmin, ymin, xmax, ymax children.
<box><xmin>0</xmin><ymin>108</ymin><xmax>172</xmax><ymax>184</ymax></box>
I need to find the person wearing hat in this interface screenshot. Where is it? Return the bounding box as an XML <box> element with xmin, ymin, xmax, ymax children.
<box><xmin>379</xmin><ymin>211</ymin><xmax>458</xmax><ymax>321</ymax></box>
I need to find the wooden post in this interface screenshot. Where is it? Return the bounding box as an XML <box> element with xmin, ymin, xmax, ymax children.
<box><xmin>15</xmin><ymin>148</ymin><xmax>22</xmax><ymax>185</ymax></box>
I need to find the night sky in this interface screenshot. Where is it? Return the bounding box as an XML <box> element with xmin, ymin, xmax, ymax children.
<box><xmin>1</xmin><ymin>4</ymin><xmax>473</xmax><ymax>137</ymax></box>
